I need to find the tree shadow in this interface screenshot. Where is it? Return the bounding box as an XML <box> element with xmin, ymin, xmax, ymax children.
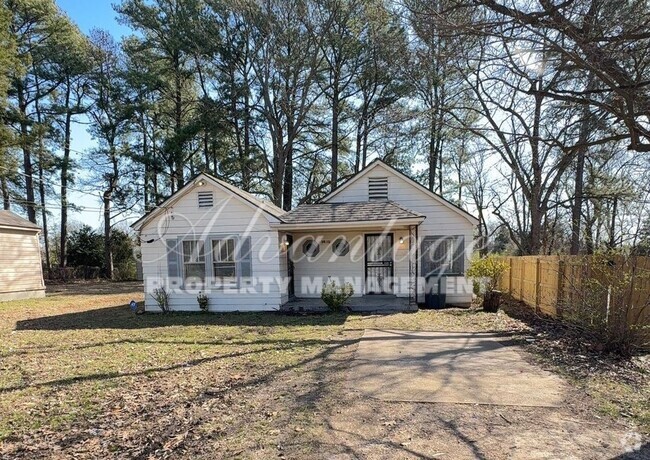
<box><xmin>14</xmin><ymin>304</ymin><xmax>351</xmax><ymax>331</ymax></box>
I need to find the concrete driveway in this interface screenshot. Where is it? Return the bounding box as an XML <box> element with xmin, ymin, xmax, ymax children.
<box><xmin>348</xmin><ymin>329</ymin><xmax>565</xmax><ymax>407</ymax></box>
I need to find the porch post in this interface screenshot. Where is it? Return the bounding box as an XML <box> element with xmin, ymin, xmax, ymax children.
<box><xmin>408</xmin><ymin>225</ymin><xmax>417</xmax><ymax>310</ymax></box>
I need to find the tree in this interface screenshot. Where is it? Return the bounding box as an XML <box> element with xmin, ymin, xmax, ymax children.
<box><xmin>6</xmin><ymin>0</ymin><xmax>77</xmax><ymax>223</ymax></box>
<box><xmin>87</xmin><ymin>30</ymin><xmax>137</xmax><ymax>279</ymax></box>
<box><xmin>49</xmin><ymin>29</ymin><xmax>93</xmax><ymax>268</ymax></box>
<box><xmin>469</xmin><ymin>0</ymin><xmax>650</xmax><ymax>153</ymax></box>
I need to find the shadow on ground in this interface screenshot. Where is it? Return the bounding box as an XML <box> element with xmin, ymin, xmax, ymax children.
<box><xmin>14</xmin><ymin>305</ymin><xmax>351</xmax><ymax>330</ymax></box>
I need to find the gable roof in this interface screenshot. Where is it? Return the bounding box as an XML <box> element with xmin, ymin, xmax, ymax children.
<box><xmin>131</xmin><ymin>172</ymin><xmax>286</xmax><ymax>231</ymax></box>
<box><xmin>281</xmin><ymin>201</ymin><xmax>424</xmax><ymax>225</ymax></box>
<box><xmin>320</xmin><ymin>159</ymin><xmax>479</xmax><ymax>225</ymax></box>
<box><xmin>0</xmin><ymin>210</ymin><xmax>41</xmax><ymax>232</ymax></box>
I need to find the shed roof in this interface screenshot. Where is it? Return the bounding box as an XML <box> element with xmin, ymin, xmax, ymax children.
<box><xmin>280</xmin><ymin>201</ymin><xmax>423</xmax><ymax>225</ymax></box>
<box><xmin>0</xmin><ymin>210</ymin><xmax>41</xmax><ymax>232</ymax></box>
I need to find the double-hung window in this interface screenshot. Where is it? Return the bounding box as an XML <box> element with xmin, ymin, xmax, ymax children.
<box><xmin>420</xmin><ymin>235</ymin><xmax>465</xmax><ymax>276</ymax></box>
<box><xmin>212</xmin><ymin>238</ymin><xmax>237</xmax><ymax>285</ymax></box>
<box><xmin>182</xmin><ymin>240</ymin><xmax>206</xmax><ymax>282</ymax></box>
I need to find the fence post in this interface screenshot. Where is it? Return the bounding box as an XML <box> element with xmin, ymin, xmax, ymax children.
<box><xmin>535</xmin><ymin>257</ymin><xmax>542</xmax><ymax>313</ymax></box>
<box><xmin>520</xmin><ymin>258</ymin><xmax>525</xmax><ymax>301</ymax></box>
<box><xmin>557</xmin><ymin>258</ymin><xmax>565</xmax><ymax>318</ymax></box>
<box><xmin>509</xmin><ymin>257</ymin><xmax>513</xmax><ymax>296</ymax></box>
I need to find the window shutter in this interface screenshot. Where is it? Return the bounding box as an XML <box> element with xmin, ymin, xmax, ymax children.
<box><xmin>452</xmin><ymin>236</ymin><xmax>465</xmax><ymax>274</ymax></box>
<box><xmin>166</xmin><ymin>238</ymin><xmax>180</xmax><ymax>280</ymax></box>
<box><xmin>238</xmin><ymin>237</ymin><xmax>253</xmax><ymax>280</ymax></box>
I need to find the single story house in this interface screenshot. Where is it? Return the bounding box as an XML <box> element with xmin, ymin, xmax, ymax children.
<box><xmin>132</xmin><ymin>159</ymin><xmax>478</xmax><ymax>312</ymax></box>
<box><xmin>0</xmin><ymin>210</ymin><xmax>45</xmax><ymax>302</ymax></box>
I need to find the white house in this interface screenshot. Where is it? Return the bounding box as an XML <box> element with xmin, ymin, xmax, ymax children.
<box><xmin>0</xmin><ymin>210</ymin><xmax>45</xmax><ymax>302</ymax></box>
<box><xmin>132</xmin><ymin>159</ymin><xmax>478</xmax><ymax>312</ymax></box>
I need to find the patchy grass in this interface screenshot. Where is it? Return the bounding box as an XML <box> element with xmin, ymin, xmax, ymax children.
<box><xmin>0</xmin><ymin>284</ymin><xmax>647</xmax><ymax>458</ymax></box>
<box><xmin>501</xmin><ymin>300</ymin><xmax>650</xmax><ymax>436</ymax></box>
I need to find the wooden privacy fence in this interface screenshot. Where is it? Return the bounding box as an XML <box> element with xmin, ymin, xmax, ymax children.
<box><xmin>497</xmin><ymin>255</ymin><xmax>650</xmax><ymax>328</ymax></box>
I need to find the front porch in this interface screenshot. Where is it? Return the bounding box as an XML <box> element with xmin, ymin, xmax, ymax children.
<box><xmin>282</xmin><ymin>295</ymin><xmax>414</xmax><ymax>313</ymax></box>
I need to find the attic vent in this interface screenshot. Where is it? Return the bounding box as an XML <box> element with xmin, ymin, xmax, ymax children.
<box><xmin>198</xmin><ymin>191</ymin><xmax>214</xmax><ymax>208</ymax></box>
<box><xmin>368</xmin><ymin>177</ymin><xmax>388</xmax><ymax>201</ymax></box>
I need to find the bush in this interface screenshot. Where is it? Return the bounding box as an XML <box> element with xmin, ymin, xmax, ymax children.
<box><xmin>467</xmin><ymin>255</ymin><xmax>509</xmax><ymax>294</ymax></box>
<box><xmin>151</xmin><ymin>287</ymin><xmax>171</xmax><ymax>313</ymax></box>
<box><xmin>467</xmin><ymin>255</ymin><xmax>509</xmax><ymax>312</ymax></box>
<box><xmin>561</xmin><ymin>252</ymin><xmax>650</xmax><ymax>356</ymax></box>
<box><xmin>197</xmin><ymin>292</ymin><xmax>209</xmax><ymax>312</ymax></box>
<box><xmin>321</xmin><ymin>279</ymin><xmax>354</xmax><ymax>312</ymax></box>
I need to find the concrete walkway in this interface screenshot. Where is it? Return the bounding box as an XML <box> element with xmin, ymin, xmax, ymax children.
<box><xmin>349</xmin><ymin>329</ymin><xmax>566</xmax><ymax>407</ymax></box>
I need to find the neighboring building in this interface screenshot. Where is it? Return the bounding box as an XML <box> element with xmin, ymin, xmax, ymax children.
<box><xmin>132</xmin><ymin>159</ymin><xmax>478</xmax><ymax>312</ymax></box>
<box><xmin>0</xmin><ymin>210</ymin><xmax>45</xmax><ymax>302</ymax></box>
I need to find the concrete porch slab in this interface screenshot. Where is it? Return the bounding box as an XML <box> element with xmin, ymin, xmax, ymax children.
<box><xmin>348</xmin><ymin>329</ymin><xmax>566</xmax><ymax>407</ymax></box>
<box><xmin>283</xmin><ymin>295</ymin><xmax>414</xmax><ymax>313</ymax></box>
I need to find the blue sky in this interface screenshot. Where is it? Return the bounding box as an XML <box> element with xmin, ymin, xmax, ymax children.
<box><xmin>57</xmin><ymin>0</ymin><xmax>129</xmax><ymax>37</ymax></box>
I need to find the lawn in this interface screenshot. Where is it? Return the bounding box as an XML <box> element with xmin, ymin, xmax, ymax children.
<box><xmin>0</xmin><ymin>282</ymin><xmax>647</xmax><ymax>459</ymax></box>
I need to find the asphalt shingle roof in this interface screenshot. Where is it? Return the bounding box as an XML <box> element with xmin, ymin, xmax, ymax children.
<box><xmin>0</xmin><ymin>210</ymin><xmax>41</xmax><ymax>231</ymax></box>
<box><xmin>280</xmin><ymin>201</ymin><xmax>423</xmax><ymax>224</ymax></box>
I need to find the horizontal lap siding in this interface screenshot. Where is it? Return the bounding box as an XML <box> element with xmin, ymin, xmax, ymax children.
<box><xmin>290</xmin><ymin>230</ymin><xmax>411</xmax><ymax>297</ymax></box>
<box><xmin>327</xmin><ymin>165</ymin><xmax>475</xmax><ymax>304</ymax></box>
<box><xmin>0</xmin><ymin>229</ymin><xmax>45</xmax><ymax>295</ymax></box>
<box><xmin>140</xmin><ymin>183</ymin><xmax>283</xmax><ymax>311</ymax></box>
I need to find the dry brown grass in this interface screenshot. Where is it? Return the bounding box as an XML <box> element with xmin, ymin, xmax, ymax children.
<box><xmin>0</xmin><ymin>284</ymin><xmax>646</xmax><ymax>458</ymax></box>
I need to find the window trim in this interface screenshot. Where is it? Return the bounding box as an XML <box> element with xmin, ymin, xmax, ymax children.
<box><xmin>210</xmin><ymin>237</ymin><xmax>238</xmax><ymax>288</ymax></box>
<box><xmin>420</xmin><ymin>235</ymin><xmax>465</xmax><ymax>277</ymax></box>
<box><xmin>181</xmin><ymin>239</ymin><xmax>207</xmax><ymax>286</ymax></box>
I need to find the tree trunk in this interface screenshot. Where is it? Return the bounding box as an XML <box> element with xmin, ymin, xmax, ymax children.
<box><xmin>60</xmin><ymin>83</ymin><xmax>72</xmax><ymax>268</ymax></box>
<box><xmin>173</xmin><ymin>52</ymin><xmax>184</xmax><ymax>191</ymax></box>
<box><xmin>103</xmin><ymin>189</ymin><xmax>113</xmax><ymax>279</ymax></box>
<box><xmin>17</xmin><ymin>89</ymin><xmax>36</xmax><ymax>223</ymax></box>
<box><xmin>331</xmin><ymin>77</ymin><xmax>339</xmax><ymax>192</ymax></box>
<box><xmin>428</xmin><ymin>115</ymin><xmax>438</xmax><ymax>192</ymax></box>
<box><xmin>1</xmin><ymin>175</ymin><xmax>9</xmax><ymax>210</ymax></box>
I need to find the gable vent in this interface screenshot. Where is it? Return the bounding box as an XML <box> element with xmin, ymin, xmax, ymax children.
<box><xmin>368</xmin><ymin>177</ymin><xmax>388</xmax><ymax>201</ymax></box>
<box><xmin>198</xmin><ymin>191</ymin><xmax>214</xmax><ymax>208</ymax></box>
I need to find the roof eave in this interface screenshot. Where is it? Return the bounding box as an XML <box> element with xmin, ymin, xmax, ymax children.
<box><xmin>270</xmin><ymin>217</ymin><xmax>425</xmax><ymax>231</ymax></box>
<box><xmin>0</xmin><ymin>225</ymin><xmax>41</xmax><ymax>233</ymax></box>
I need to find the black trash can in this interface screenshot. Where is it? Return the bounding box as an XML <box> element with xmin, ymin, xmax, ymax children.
<box><xmin>424</xmin><ymin>275</ymin><xmax>447</xmax><ymax>309</ymax></box>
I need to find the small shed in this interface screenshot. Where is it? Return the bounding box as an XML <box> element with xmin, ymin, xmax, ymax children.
<box><xmin>0</xmin><ymin>210</ymin><xmax>45</xmax><ymax>301</ymax></box>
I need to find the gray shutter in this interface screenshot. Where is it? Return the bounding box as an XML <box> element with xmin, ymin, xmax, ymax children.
<box><xmin>452</xmin><ymin>236</ymin><xmax>465</xmax><ymax>275</ymax></box>
<box><xmin>166</xmin><ymin>238</ymin><xmax>181</xmax><ymax>283</ymax></box>
<box><xmin>238</xmin><ymin>237</ymin><xmax>253</xmax><ymax>280</ymax></box>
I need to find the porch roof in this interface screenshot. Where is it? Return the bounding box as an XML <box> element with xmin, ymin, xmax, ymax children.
<box><xmin>275</xmin><ymin>201</ymin><xmax>425</xmax><ymax>228</ymax></box>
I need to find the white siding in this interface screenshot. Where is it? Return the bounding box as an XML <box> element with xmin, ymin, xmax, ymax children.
<box><xmin>290</xmin><ymin>229</ymin><xmax>411</xmax><ymax>298</ymax></box>
<box><xmin>326</xmin><ymin>163</ymin><xmax>475</xmax><ymax>305</ymax></box>
<box><xmin>0</xmin><ymin>228</ymin><xmax>45</xmax><ymax>301</ymax></box>
<box><xmin>139</xmin><ymin>182</ymin><xmax>284</xmax><ymax>311</ymax></box>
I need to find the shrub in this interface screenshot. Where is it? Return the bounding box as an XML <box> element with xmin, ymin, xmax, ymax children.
<box><xmin>197</xmin><ymin>292</ymin><xmax>209</xmax><ymax>312</ymax></box>
<box><xmin>321</xmin><ymin>279</ymin><xmax>354</xmax><ymax>312</ymax></box>
<box><xmin>467</xmin><ymin>255</ymin><xmax>509</xmax><ymax>312</ymax></box>
<box><xmin>561</xmin><ymin>252</ymin><xmax>649</xmax><ymax>356</ymax></box>
<box><xmin>467</xmin><ymin>255</ymin><xmax>509</xmax><ymax>294</ymax></box>
<box><xmin>151</xmin><ymin>287</ymin><xmax>171</xmax><ymax>313</ymax></box>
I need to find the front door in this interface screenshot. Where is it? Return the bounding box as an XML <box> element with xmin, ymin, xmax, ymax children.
<box><xmin>365</xmin><ymin>233</ymin><xmax>394</xmax><ymax>294</ymax></box>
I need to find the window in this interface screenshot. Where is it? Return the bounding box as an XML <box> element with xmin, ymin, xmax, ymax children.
<box><xmin>302</xmin><ymin>239</ymin><xmax>320</xmax><ymax>257</ymax></box>
<box><xmin>368</xmin><ymin>177</ymin><xmax>388</xmax><ymax>201</ymax></box>
<box><xmin>332</xmin><ymin>238</ymin><xmax>349</xmax><ymax>256</ymax></box>
<box><xmin>198</xmin><ymin>191</ymin><xmax>214</xmax><ymax>208</ymax></box>
<box><xmin>420</xmin><ymin>235</ymin><xmax>465</xmax><ymax>276</ymax></box>
<box><xmin>182</xmin><ymin>240</ymin><xmax>206</xmax><ymax>282</ymax></box>
<box><xmin>212</xmin><ymin>238</ymin><xmax>237</xmax><ymax>284</ymax></box>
